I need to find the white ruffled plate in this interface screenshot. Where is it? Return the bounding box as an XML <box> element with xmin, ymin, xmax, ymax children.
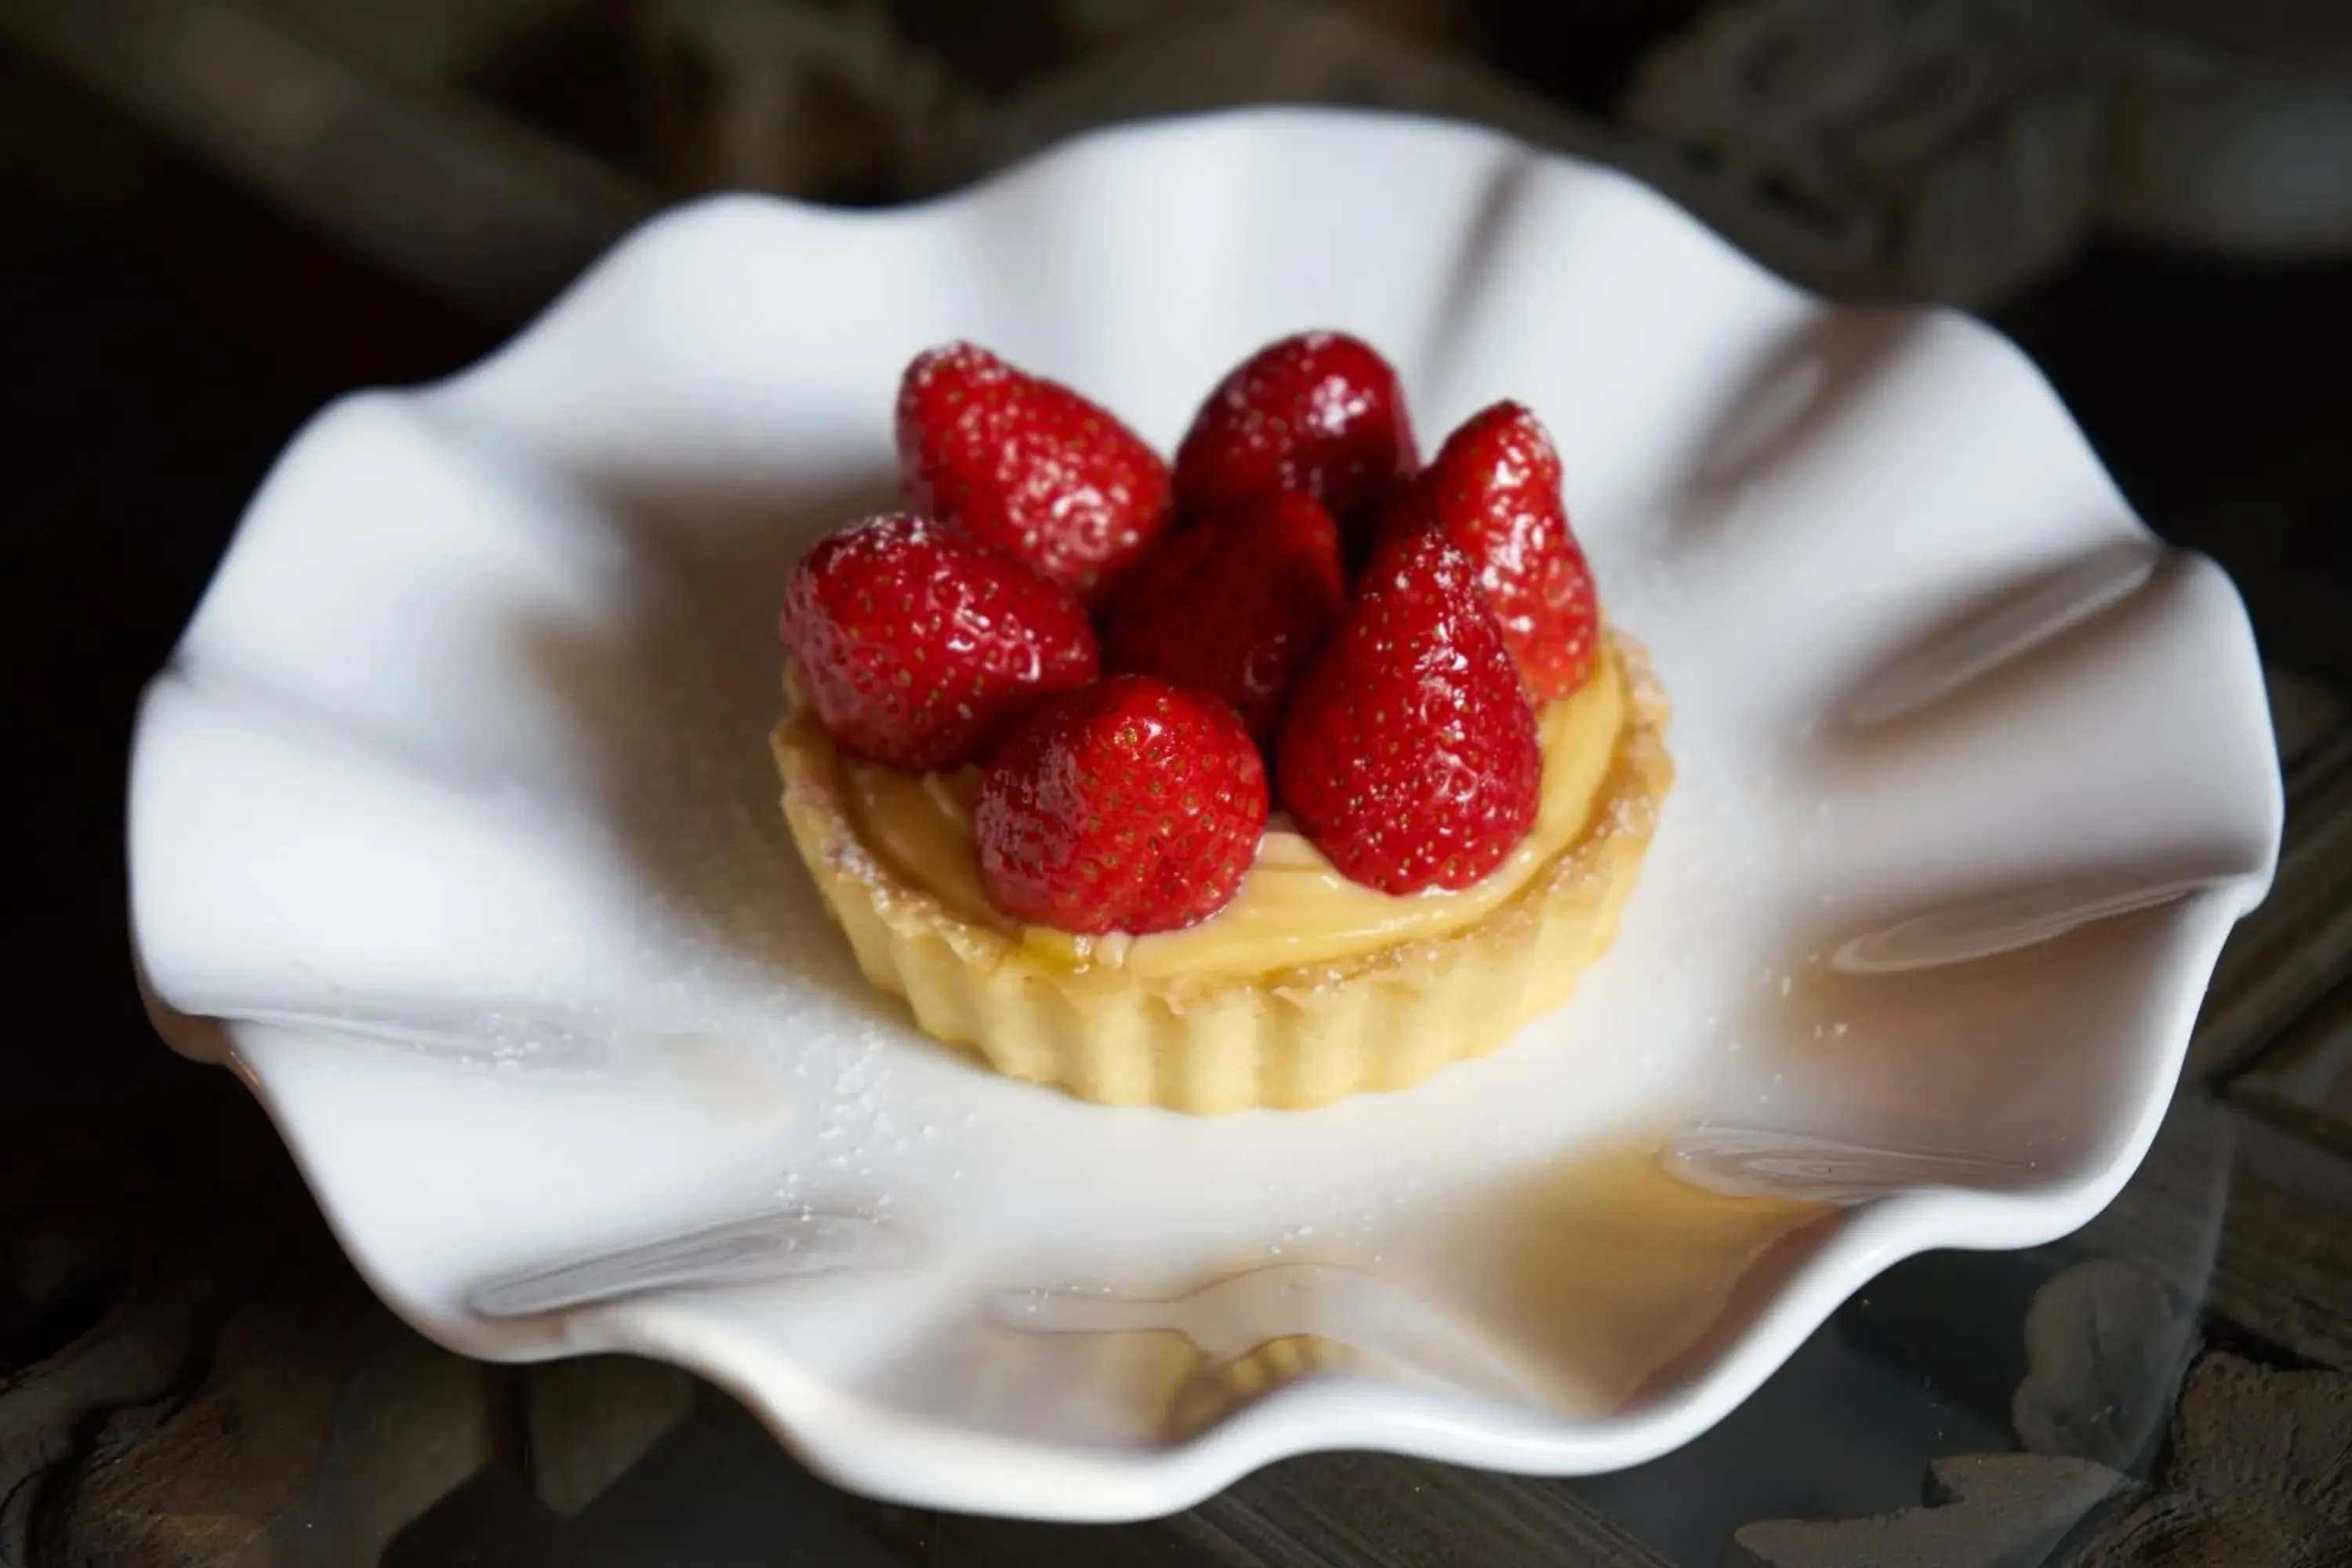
<box><xmin>129</xmin><ymin>108</ymin><xmax>2282</xmax><ymax>1519</ymax></box>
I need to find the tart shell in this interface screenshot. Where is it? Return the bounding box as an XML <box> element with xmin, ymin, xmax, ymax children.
<box><xmin>771</xmin><ymin>634</ymin><xmax>1673</xmax><ymax>1112</ymax></box>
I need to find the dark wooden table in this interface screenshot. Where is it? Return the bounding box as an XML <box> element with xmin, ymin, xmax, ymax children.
<box><xmin>5</xmin><ymin>10</ymin><xmax>2351</xmax><ymax>1565</ymax></box>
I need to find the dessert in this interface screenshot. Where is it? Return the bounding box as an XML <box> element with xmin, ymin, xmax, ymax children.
<box><xmin>1173</xmin><ymin>330</ymin><xmax>1418</xmax><ymax>547</ymax></box>
<box><xmin>1098</xmin><ymin>492</ymin><xmax>1346</xmax><ymax>749</ymax></box>
<box><xmin>779</xmin><ymin>513</ymin><xmax>1098</xmax><ymax>771</ymax></box>
<box><xmin>1276</xmin><ymin>525</ymin><xmax>1541</xmax><ymax>895</ymax></box>
<box><xmin>895</xmin><ymin>342</ymin><xmax>1172</xmax><ymax>597</ymax></box>
<box><xmin>774</xmin><ymin>336</ymin><xmax>1672</xmax><ymax>1112</ymax></box>
<box><xmin>976</xmin><ymin>676</ymin><xmax>1268</xmax><ymax>934</ymax></box>
<box><xmin>1388</xmin><ymin>400</ymin><xmax>1599</xmax><ymax>699</ymax></box>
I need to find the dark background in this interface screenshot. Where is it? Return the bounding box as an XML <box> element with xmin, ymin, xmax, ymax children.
<box><xmin>5</xmin><ymin>2</ymin><xmax>2350</xmax><ymax>1563</ymax></box>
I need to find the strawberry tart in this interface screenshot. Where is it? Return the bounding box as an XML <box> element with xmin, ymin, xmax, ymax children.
<box><xmin>771</xmin><ymin>333</ymin><xmax>1672</xmax><ymax>1112</ymax></box>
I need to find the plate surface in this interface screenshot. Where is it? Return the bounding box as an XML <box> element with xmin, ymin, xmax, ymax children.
<box><xmin>129</xmin><ymin>108</ymin><xmax>2283</xmax><ymax>1519</ymax></box>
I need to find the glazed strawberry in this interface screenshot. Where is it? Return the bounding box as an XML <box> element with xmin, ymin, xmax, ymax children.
<box><xmin>975</xmin><ymin>677</ymin><xmax>1269</xmax><ymax>935</ymax></box>
<box><xmin>1098</xmin><ymin>492</ymin><xmax>1346</xmax><ymax>750</ymax></box>
<box><xmin>1389</xmin><ymin>401</ymin><xmax>1599</xmax><ymax>699</ymax></box>
<box><xmin>896</xmin><ymin>342</ymin><xmax>1172</xmax><ymax>597</ymax></box>
<box><xmin>781</xmin><ymin>513</ymin><xmax>1098</xmax><ymax>771</ymax></box>
<box><xmin>1277</xmin><ymin>528</ymin><xmax>1540</xmax><ymax>895</ymax></box>
<box><xmin>1174</xmin><ymin>332</ymin><xmax>1417</xmax><ymax>541</ymax></box>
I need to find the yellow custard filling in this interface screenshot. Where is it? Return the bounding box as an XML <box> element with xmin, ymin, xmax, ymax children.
<box><xmin>836</xmin><ymin>648</ymin><xmax>1628</xmax><ymax>981</ymax></box>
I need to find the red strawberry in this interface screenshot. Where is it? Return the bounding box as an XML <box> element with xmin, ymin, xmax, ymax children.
<box><xmin>781</xmin><ymin>513</ymin><xmax>1098</xmax><ymax>771</ymax></box>
<box><xmin>1276</xmin><ymin>528</ymin><xmax>1540</xmax><ymax>895</ymax></box>
<box><xmin>1098</xmin><ymin>492</ymin><xmax>1346</xmax><ymax>750</ymax></box>
<box><xmin>975</xmin><ymin>677</ymin><xmax>1269</xmax><ymax>935</ymax></box>
<box><xmin>1389</xmin><ymin>401</ymin><xmax>1599</xmax><ymax>699</ymax></box>
<box><xmin>1174</xmin><ymin>332</ymin><xmax>1417</xmax><ymax>542</ymax></box>
<box><xmin>896</xmin><ymin>342</ymin><xmax>1172</xmax><ymax>598</ymax></box>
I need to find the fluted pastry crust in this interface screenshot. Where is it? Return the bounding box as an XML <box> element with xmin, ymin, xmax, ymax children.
<box><xmin>772</xmin><ymin>634</ymin><xmax>1672</xmax><ymax>1112</ymax></box>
